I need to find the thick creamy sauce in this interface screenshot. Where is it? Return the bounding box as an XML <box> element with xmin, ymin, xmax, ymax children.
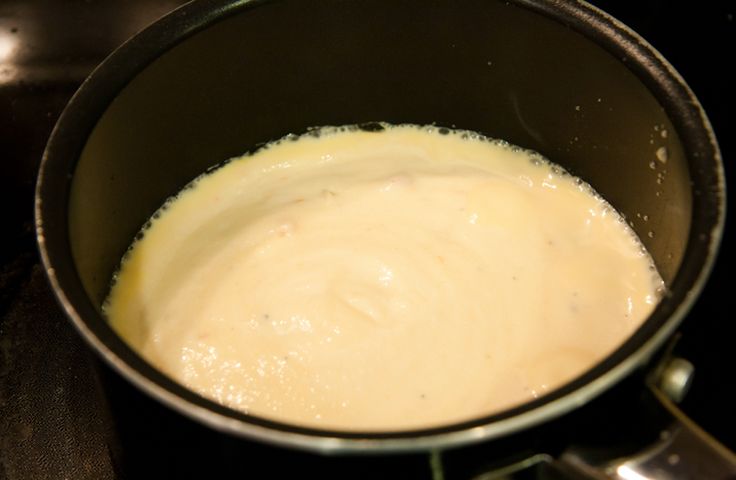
<box><xmin>106</xmin><ymin>126</ymin><xmax>663</xmax><ymax>431</ymax></box>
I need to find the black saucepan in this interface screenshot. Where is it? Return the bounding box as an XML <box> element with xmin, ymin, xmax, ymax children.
<box><xmin>35</xmin><ymin>0</ymin><xmax>734</xmax><ymax>477</ymax></box>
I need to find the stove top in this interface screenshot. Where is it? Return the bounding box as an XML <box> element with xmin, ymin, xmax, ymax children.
<box><xmin>1</xmin><ymin>1</ymin><xmax>734</xmax><ymax>478</ymax></box>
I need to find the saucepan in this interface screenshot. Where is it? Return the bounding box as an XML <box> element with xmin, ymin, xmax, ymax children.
<box><xmin>35</xmin><ymin>0</ymin><xmax>735</xmax><ymax>477</ymax></box>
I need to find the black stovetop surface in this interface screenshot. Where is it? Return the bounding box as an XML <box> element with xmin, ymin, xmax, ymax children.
<box><xmin>1</xmin><ymin>1</ymin><xmax>734</xmax><ymax>478</ymax></box>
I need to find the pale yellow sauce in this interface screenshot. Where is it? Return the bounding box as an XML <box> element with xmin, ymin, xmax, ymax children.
<box><xmin>106</xmin><ymin>125</ymin><xmax>662</xmax><ymax>430</ymax></box>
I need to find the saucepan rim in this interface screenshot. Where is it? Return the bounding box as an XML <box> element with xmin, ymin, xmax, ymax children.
<box><xmin>34</xmin><ymin>0</ymin><xmax>725</xmax><ymax>453</ymax></box>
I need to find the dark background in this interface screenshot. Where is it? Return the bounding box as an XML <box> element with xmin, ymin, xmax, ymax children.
<box><xmin>1</xmin><ymin>1</ymin><xmax>733</xmax><ymax>478</ymax></box>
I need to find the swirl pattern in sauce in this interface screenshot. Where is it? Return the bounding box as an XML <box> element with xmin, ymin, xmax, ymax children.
<box><xmin>105</xmin><ymin>125</ymin><xmax>663</xmax><ymax>430</ymax></box>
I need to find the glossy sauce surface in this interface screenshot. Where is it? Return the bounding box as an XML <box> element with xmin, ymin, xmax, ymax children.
<box><xmin>106</xmin><ymin>126</ymin><xmax>662</xmax><ymax>430</ymax></box>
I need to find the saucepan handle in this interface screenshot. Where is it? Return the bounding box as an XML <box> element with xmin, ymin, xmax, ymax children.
<box><xmin>469</xmin><ymin>357</ymin><xmax>736</xmax><ymax>480</ymax></box>
<box><xmin>555</xmin><ymin>358</ymin><xmax>736</xmax><ymax>480</ymax></box>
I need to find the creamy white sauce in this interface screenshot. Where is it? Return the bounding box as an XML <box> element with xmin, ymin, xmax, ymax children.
<box><xmin>105</xmin><ymin>125</ymin><xmax>663</xmax><ymax>431</ymax></box>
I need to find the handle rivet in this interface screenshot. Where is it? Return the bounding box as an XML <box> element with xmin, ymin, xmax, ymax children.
<box><xmin>657</xmin><ymin>357</ymin><xmax>695</xmax><ymax>403</ymax></box>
